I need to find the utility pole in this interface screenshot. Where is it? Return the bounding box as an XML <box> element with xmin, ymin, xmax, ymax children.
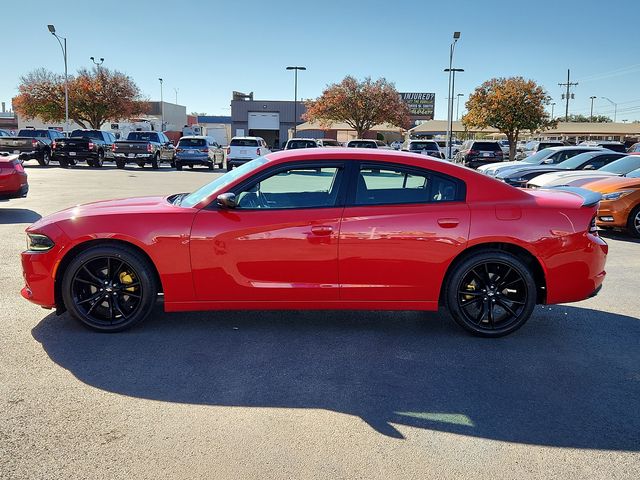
<box><xmin>558</xmin><ymin>69</ymin><xmax>578</xmax><ymax>122</ymax></box>
<box><xmin>445</xmin><ymin>31</ymin><xmax>461</xmax><ymax>159</ymax></box>
<box><xmin>589</xmin><ymin>96</ymin><xmax>597</xmax><ymax>122</ymax></box>
<box><xmin>550</xmin><ymin>102</ymin><xmax>556</xmax><ymax>119</ymax></box>
<box><xmin>158</xmin><ymin>78</ymin><xmax>164</xmax><ymax>131</ymax></box>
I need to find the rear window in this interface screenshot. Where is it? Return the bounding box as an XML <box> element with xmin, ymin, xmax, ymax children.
<box><xmin>321</xmin><ymin>140</ymin><xmax>341</xmax><ymax>147</ymax></box>
<box><xmin>18</xmin><ymin>130</ymin><xmax>49</xmax><ymax>138</ymax></box>
<box><xmin>286</xmin><ymin>140</ymin><xmax>317</xmax><ymax>149</ymax></box>
<box><xmin>178</xmin><ymin>138</ymin><xmax>207</xmax><ymax>147</ymax></box>
<box><xmin>472</xmin><ymin>142</ymin><xmax>501</xmax><ymax>151</ymax></box>
<box><xmin>539</xmin><ymin>142</ymin><xmax>564</xmax><ymax>149</ymax></box>
<box><xmin>127</xmin><ymin>132</ymin><xmax>159</xmax><ymax>142</ymax></box>
<box><xmin>348</xmin><ymin>141</ymin><xmax>376</xmax><ymax>148</ymax></box>
<box><xmin>599</xmin><ymin>143</ymin><xmax>626</xmax><ymax>153</ymax></box>
<box><xmin>230</xmin><ymin>138</ymin><xmax>259</xmax><ymax>147</ymax></box>
<box><xmin>409</xmin><ymin>142</ymin><xmax>439</xmax><ymax>151</ymax></box>
<box><xmin>70</xmin><ymin>130</ymin><xmax>103</xmax><ymax>140</ymax></box>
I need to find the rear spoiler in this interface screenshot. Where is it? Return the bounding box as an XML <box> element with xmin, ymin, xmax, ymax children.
<box><xmin>553</xmin><ymin>186</ymin><xmax>602</xmax><ymax>207</ymax></box>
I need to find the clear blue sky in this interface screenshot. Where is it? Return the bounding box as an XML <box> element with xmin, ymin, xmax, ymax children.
<box><xmin>3</xmin><ymin>0</ymin><xmax>640</xmax><ymax>121</ymax></box>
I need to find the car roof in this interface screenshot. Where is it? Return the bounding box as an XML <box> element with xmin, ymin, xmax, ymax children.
<box><xmin>179</xmin><ymin>135</ymin><xmax>212</xmax><ymax>139</ymax></box>
<box><xmin>287</xmin><ymin>138</ymin><xmax>317</xmax><ymax>141</ymax></box>
<box><xmin>546</xmin><ymin>146</ymin><xmax>607</xmax><ymax>151</ymax></box>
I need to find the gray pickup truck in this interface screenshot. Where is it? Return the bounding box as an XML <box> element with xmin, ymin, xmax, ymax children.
<box><xmin>0</xmin><ymin>129</ymin><xmax>65</xmax><ymax>166</ymax></box>
<box><xmin>112</xmin><ymin>131</ymin><xmax>176</xmax><ymax>169</ymax></box>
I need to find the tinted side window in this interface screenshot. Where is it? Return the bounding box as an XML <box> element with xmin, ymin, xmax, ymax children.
<box><xmin>355</xmin><ymin>165</ymin><xmax>461</xmax><ymax>205</ymax></box>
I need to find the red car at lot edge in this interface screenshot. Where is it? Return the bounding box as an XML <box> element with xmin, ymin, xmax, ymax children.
<box><xmin>0</xmin><ymin>153</ymin><xmax>28</xmax><ymax>199</ymax></box>
<box><xmin>21</xmin><ymin>148</ymin><xmax>607</xmax><ymax>337</ymax></box>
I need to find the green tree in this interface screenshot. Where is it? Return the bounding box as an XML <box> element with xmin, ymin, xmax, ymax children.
<box><xmin>303</xmin><ymin>76</ymin><xmax>411</xmax><ymax>138</ymax></box>
<box><xmin>564</xmin><ymin>114</ymin><xmax>612</xmax><ymax>123</ymax></box>
<box><xmin>463</xmin><ymin>77</ymin><xmax>556</xmax><ymax>160</ymax></box>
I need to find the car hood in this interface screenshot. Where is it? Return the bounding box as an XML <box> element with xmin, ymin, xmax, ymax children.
<box><xmin>581</xmin><ymin>176</ymin><xmax>640</xmax><ymax>193</ymax></box>
<box><xmin>527</xmin><ymin>170</ymin><xmax>617</xmax><ymax>187</ymax></box>
<box><xmin>480</xmin><ymin>160</ymin><xmax>528</xmax><ymax>176</ymax></box>
<box><xmin>497</xmin><ymin>165</ymin><xmax>564</xmax><ymax>179</ymax></box>
<box><xmin>28</xmin><ymin>195</ymin><xmax>179</xmax><ymax>231</ymax></box>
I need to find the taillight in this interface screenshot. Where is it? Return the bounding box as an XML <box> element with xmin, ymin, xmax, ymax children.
<box><xmin>496</xmin><ymin>151</ymin><xmax>503</xmax><ymax>156</ymax></box>
<box><xmin>88</xmin><ymin>142</ymin><xmax>95</xmax><ymax>150</ymax></box>
<box><xmin>468</xmin><ymin>149</ymin><xmax>478</xmax><ymax>155</ymax></box>
<box><xmin>226</xmin><ymin>146</ymin><xmax>231</xmax><ymax>155</ymax></box>
<box><xmin>14</xmin><ymin>161</ymin><xmax>25</xmax><ymax>173</ymax></box>
<box><xmin>111</xmin><ymin>144</ymin><xmax>116</xmax><ymax>152</ymax></box>
<box><xmin>201</xmin><ymin>148</ymin><xmax>209</xmax><ymax>153</ymax></box>
<box><xmin>52</xmin><ymin>141</ymin><xmax>57</xmax><ymax>150</ymax></box>
<box><xmin>147</xmin><ymin>144</ymin><xmax>153</xmax><ymax>153</ymax></box>
<box><xmin>589</xmin><ymin>216</ymin><xmax>598</xmax><ymax>235</ymax></box>
<box><xmin>257</xmin><ymin>148</ymin><xmax>261</xmax><ymax>156</ymax></box>
<box><xmin>31</xmin><ymin>139</ymin><xmax>38</xmax><ymax>148</ymax></box>
<box><xmin>176</xmin><ymin>148</ymin><xmax>183</xmax><ymax>153</ymax></box>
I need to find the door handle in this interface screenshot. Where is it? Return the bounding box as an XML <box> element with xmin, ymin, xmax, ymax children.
<box><xmin>311</xmin><ymin>225</ymin><xmax>333</xmax><ymax>236</ymax></box>
<box><xmin>437</xmin><ymin>218</ymin><xmax>460</xmax><ymax>228</ymax></box>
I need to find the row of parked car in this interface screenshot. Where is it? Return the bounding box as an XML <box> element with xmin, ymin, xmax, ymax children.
<box><xmin>475</xmin><ymin>145</ymin><xmax>640</xmax><ymax>237</ymax></box>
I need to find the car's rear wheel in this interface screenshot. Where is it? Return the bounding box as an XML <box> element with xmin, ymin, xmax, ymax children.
<box><xmin>208</xmin><ymin>161</ymin><xmax>214</xmax><ymax>170</ymax></box>
<box><xmin>445</xmin><ymin>251</ymin><xmax>536</xmax><ymax>337</ymax></box>
<box><xmin>627</xmin><ymin>205</ymin><xmax>640</xmax><ymax>238</ymax></box>
<box><xmin>58</xmin><ymin>157</ymin><xmax>69</xmax><ymax>168</ymax></box>
<box><xmin>175</xmin><ymin>161</ymin><xmax>182</xmax><ymax>171</ymax></box>
<box><xmin>39</xmin><ymin>150</ymin><xmax>51</xmax><ymax>166</ymax></box>
<box><xmin>61</xmin><ymin>245</ymin><xmax>158</xmax><ymax>332</ymax></box>
<box><xmin>115</xmin><ymin>160</ymin><xmax>126</xmax><ymax>169</ymax></box>
<box><xmin>94</xmin><ymin>150</ymin><xmax>104</xmax><ymax>168</ymax></box>
<box><xmin>151</xmin><ymin>154</ymin><xmax>159</xmax><ymax>169</ymax></box>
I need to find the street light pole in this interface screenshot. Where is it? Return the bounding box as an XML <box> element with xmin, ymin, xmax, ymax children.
<box><xmin>90</xmin><ymin>56</ymin><xmax>104</xmax><ymax>68</ymax></box>
<box><xmin>551</xmin><ymin>102</ymin><xmax>556</xmax><ymax>119</ymax></box>
<box><xmin>158</xmin><ymin>78</ymin><xmax>164</xmax><ymax>131</ymax></box>
<box><xmin>456</xmin><ymin>93</ymin><xmax>464</xmax><ymax>121</ymax></box>
<box><xmin>286</xmin><ymin>66</ymin><xmax>306</xmax><ymax>138</ymax></box>
<box><xmin>589</xmin><ymin>96</ymin><xmax>597</xmax><ymax>122</ymax></box>
<box><xmin>47</xmin><ymin>25</ymin><xmax>69</xmax><ymax>132</ymax></box>
<box><xmin>445</xmin><ymin>67</ymin><xmax>464</xmax><ymax>154</ymax></box>
<box><xmin>174</xmin><ymin>88</ymin><xmax>179</xmax><ymax>105</ymax></box>
<box><xmin>601</xmin><ymin>96</ymin><xmax>617</xmax><ymax>122</ymax></box>
<box><xmin>445</xmin><ymin>32</ymin><xmax>461</xmax><ymax>159</ymax></box>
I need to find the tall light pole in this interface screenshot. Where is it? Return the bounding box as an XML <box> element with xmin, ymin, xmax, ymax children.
<box><xmin>286</xmin><ymin>66</ymin><xmax>306</xmax><ymax>138</ymax></box>
<box><xmin>174</xmin><ymin>88</ymin><xmax>179</xmax><ymax>105</ymax></box>
<box><xmin>456</xmin><ymin>93</ymin><xmax>464</xmax><ymax>121</ymax></box>
<box><xmin>551</xmin><ymin>102</ymin><xmax>556</xmax><ymax>119</ymax></box>
<box><xmin>445</xmin><ymin>67</ymin><xmax>464</xmax><ymax>153</ymax></box>
<box><xmin>158</xmin><ymin>78</ymin><xmax>164</xmax><ymax>131</ymax></box>
<box><xmin>445</xmin><ymin>31</ymin><xmax>461</xmax><ymax>159</ymax></box>
<box><xmin>589</xmin><ymin>96</ymin><xmax>597</xmax><ymax>122</ymax></box>
<box><xmin>47</xmin><ymin>25</ymin><xmax>69</xmax><ymax>132</ymax></box>
<box><xmin>601</xmin><ymin>96</ymin><xmax>617</xmax><ymax>122</ymax></box>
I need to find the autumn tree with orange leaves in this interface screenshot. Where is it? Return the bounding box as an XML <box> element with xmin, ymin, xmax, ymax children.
<box><xmin>462</xmin><ymin>77</ymin><xmax>556</xmax><ymax>160</ymax></box>
<box><xmin>14</xmin><ymin>67</ymin><xmax>148</xmax><ymax>129</ymax></box>
<box><xmin>304</xmin><ymin>76</ymin><xmax>411</xmax><ymax>138</ymax></box>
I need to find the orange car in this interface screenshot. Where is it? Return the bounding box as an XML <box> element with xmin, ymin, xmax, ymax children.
<box><xmin>582</xmin><ymin>169</ymin><xmax>640</xmax><ymax>237</ymax></box>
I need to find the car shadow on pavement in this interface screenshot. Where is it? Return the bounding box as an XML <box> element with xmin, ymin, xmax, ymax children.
<box><xmin>32</xmin><ymin>305</ymin><xmax>640</xmax><ymax>450</ymax></box>
<box><xmin>0</xmin><ymin>208</ymin><xmax>41</xmax><ymax>224</ymax></box>
<box><xmin>600</xmin><ymin>230</ymin><xmax>640</xmax><ymax>244</ymax></box>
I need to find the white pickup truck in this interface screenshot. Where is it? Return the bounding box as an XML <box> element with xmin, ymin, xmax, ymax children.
<box><xmin>226</xmin><ymin>136</ymin><xmax>271</xmax><ymax>169</ymax></box>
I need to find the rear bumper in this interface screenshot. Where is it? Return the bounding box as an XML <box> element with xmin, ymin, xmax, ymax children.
<box><xmin>176</xmin><ymin>154</ymin><xmax>211</xmax><ymax>165</ymax></box>
<box><xmin>228</xmin><ymin>158</ymin><xmax>255</xmax><ymax>166</ymax></box>
<box><xmin>53</xmin><ymin>151</ymin><xmax>98</xmax><ymax>161</ymax></box>
<box><xmin>114</xmin><ymin>153</ymin><xmax>153</xmax><ymax>160</ymax></box>
<box><xmin>0</xmin><ymin>172</ymin><xmax>28</xmax><ymax>198</ymax></box>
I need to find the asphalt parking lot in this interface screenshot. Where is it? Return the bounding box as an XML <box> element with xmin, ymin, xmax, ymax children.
<box><xmin>1</xmin><ymin>163</ymin><xmax>639</xmax><ymax>480</ymax></box>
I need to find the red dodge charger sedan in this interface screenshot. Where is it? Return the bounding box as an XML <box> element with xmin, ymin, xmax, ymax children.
<box><xmin>21</xmin><ymin>149</ymin><xmax>607</xmax><ymax>336</ymax></box>
<box><xmin>0</xmin><ymin>153</ymin><xmax>28</xmax><ymax>199</ymax></box>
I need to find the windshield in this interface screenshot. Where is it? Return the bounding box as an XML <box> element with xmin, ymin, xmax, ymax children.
<box><xmin>556</xmin><ymin>152</ymin><xmax>599</xmax><ymax>169</ymax></box>
<box><xmin>180</xmin><ymin>156</ymin><xmax>270</xmax><ymax>208</ymax></box>
<box><xmin>599</xmin><ymin>156</ymin><xmax>640</xmax><ymax>174</ymax></box>
<box><xmin>230</xmin><ymin>138</ymin><xmax>259</xmax><ymax>147</ymax></box>
<box><xmin>71</xmin><ymin>130</ymin><xmax>103</xmax><ymax>140</ymax></box>
<box><xmin>178</xmin><ymin>138</ymin><xmax>207</xmax><ymax>147</ymax></box>
<box><xmin>626</xmin><ymin>168</ymin><xmax>640</xmax><ymax>178</ymax></box>
<box><xmin>127</xmin><ymin>132</ymin><xmax>159</xmax><ymax>142</ymax></box>
<box><xmin>409</xmin><ymin>142</ymin><xmax>438</xmax><ymax>151</ymax></box>
<box><xmin>18</xmin><ymin>129</ymin><xmax>49</xmax><ymax>138</ymax></box>
<box><xmin>522</xmin><ymin>148</ymin><xmax>554</xmax><ymax>163</ymax></box>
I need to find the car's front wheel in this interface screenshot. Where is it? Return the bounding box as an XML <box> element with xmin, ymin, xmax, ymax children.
<box><xmin>627</xmin><ymin>205</ymin><xmax>640</xmax><ymax>238</ymax></box>
<box><xmin>445</xmin><ymin>251</ymin><xmax>537</xmax><ymax>337</ymax></box>
<box><xmin>61</xmin><ymin>245</ymin><xmax>158</xmax><ymax>332</ymax></box>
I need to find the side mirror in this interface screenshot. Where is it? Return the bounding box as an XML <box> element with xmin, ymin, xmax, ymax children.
<box><xmin>543</xmin><ymin>158</ymin><xmax>554</xmax><ymax>164</ymax></box>
<box><xmin>584</xmin><ymin>164</ymin><xmax>595</xmax><ymax>170</ymax></box>
<box><xmin>217</xmin><ymin>192</ymin><xmax>237</xmax><ymax>209</ymax></box>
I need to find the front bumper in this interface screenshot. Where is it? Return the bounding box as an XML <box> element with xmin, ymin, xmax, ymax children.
<box><xmin>595</xmin><ymin>201</ymin><xmax>632</xmax><ymax>229</ymax></box>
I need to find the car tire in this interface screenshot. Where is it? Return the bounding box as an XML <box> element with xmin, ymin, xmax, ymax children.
<box><xmin>39</xmin><ymin>150</ymin><xmax>51</xmax><ymax>166</ymax></box>
<box><xmin>61</xmin><ymin>244</ymin><xmax>158</xmax><ymax>332</ymax></box>
<box><xmin>170</xmin><ymin>160</ymin><xmax>176</xmax><ymax>169</ymax></box>
<box><xmin>445</xmin><ymin>250</ymin><xmax>537</xmax><ymax>337</ymax></box>
<box><xmin>175</xmin><ymin>162</ymin><xmax>182</xmax><ymax>171</ymax></box>
<box><xmin>627</xmin><ymin>205</ymin><xmax>640</xmax><ymax>238</ymax></box>
<box><xmin>59</xmin><ymin>158</ymin><xmax>69</xmax><ymax>168</ymax></box>
<box><xmin>115</xmin><ymin>160</ymin><xmax>126</xmax><ymax>169</ymax></box>
<box><xmin>95</xmin><ymin>150</ymin><xmax>104</xmax><ymax>168</ymax></box>
<box><xmin>151</xmin><ymin>154</ymin><xmax>159</xmax><ymax>169</ymax></box>
<box><xmin>208</xmin><ymin>161</ymin><xmax>214</xmax><ymax>170</ymax></box>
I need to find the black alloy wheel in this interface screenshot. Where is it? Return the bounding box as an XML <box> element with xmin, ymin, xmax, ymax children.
<box><xmin>446</xmin><ymin>251</ymin><xmax>536</xmax><ymax>337</ymax></box>
<box><xmin>628</xmin><ymin>205</ymin><xmax>640</xmax><ymax>238</ymax></box>
<box><xmin>62</xmin><ymin>245</ymin><xmax>157</xmax><ymax>332</ymax></box>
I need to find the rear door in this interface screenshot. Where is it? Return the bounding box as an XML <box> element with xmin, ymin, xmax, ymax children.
<box><xmin>339</xmin><ymin>162</ymin><xmax>470</xmax><ymax>303</ymax></box>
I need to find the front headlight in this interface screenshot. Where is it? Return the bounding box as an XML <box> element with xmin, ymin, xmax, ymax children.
<box><xmin>601</xmin><ymin>190</ymin><xmax>633</xmax><ymax>201</ymax></box>
<box><xmin>26</xmin><ymin>233</ymin><xmax>55</xmax><ymax>252</ymax></box>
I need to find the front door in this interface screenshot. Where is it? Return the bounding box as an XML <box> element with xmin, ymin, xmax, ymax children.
<box><xmin>190</xmin><ymin>162</ymin><xmax>347</xmax><ymax>302</ymax></box>
<box><xmin>339</xmin><ymin>162</ymin><xmax>470</xmax><ymax>303</ymax></box>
